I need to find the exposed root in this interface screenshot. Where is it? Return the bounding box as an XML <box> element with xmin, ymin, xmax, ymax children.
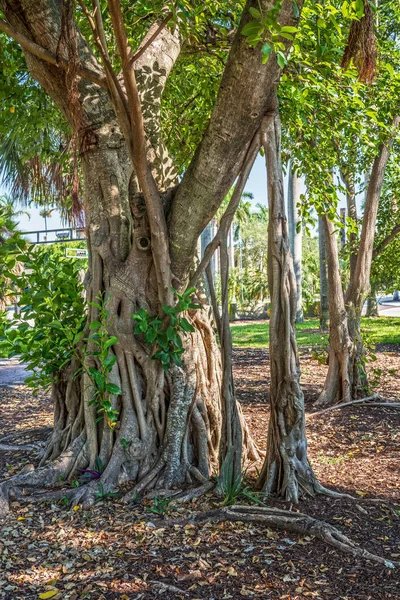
<box><xmin>0</xmin><ymin>435</ymin><xmax>85</xmax><ymax>518</ymax></box>
<box><xmin>175</xmin><ymin>481</ymin><xmax>215</xmax><ymax>503</ymax></box>
<box><xmin>149</xmin><ymin>580</ymin><xmax>189</xmax><ymax>596</ymax></box>
<box><xmin>124</xmin><ymin>460</ymin><xmax>165</xmax><ymax>501</ymax></box>
<box><xmin>0</xmin><ymin>427</ymin><xmax>52</xmax><ymax>444</ymax></box>
<box><xmin>165</xmin><ymin>505</ymin><xmax>397</xmax><ymax>569</ymax></box>
<box><xmin>310</xmin><ymin>394</ymin><xmax>381</xmax><ymax>417</ymax></box>
<box><xmin>0</xmin><ymin>443</ymin><xmax>44</xmax><ymax>452</ymax></box>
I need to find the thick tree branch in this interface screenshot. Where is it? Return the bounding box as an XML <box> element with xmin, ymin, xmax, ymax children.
<box><xmin>130</xmin><ymin>12</ymin><xmax>173</xmax><ymax>64</ymax></box>
<box><xmin>346</xmin><ymin>115</ymin><xmax>400</xmax><ymax>304</ymax></box>
<box><xmin>0</xmin><ymin>17</ymin><xmax>107</xmax><ymax>88</ymax></box>
<box><xmin>107</xmin><ymin>0</ymin><xmax>172</xmax><ymax>304</ymax></box>
<box><xmin>169</xmin><ymin>0</ymin><xmax>303</xmax><ymax>281</ymax></box>
<box><xmin>76</xmin><ymin>0</ymin><xmax>131</xmax><ymax>135</ymax></box>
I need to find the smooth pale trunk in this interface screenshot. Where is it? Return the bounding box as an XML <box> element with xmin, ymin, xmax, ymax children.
<box><xmin>318</xmin><ymin>216</ymin><xmax>329</xmax><ymax>331</ymax></box>
<box><xmin>287</xmin><ymin>161</ymin><xmax>303</xmax><ymax>323</ymax></box>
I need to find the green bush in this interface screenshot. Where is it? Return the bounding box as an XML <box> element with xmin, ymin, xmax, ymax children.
<box><xmin>1</xmin><ymin>244</ymin><xmax>87</xmax><ymax>390</ymax></box>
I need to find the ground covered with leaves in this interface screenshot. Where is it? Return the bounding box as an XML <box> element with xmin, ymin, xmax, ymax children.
<box><xmin>0</xmin><ymin>346</ymin><xmax>399</xmax><ymax>600</ymax></box>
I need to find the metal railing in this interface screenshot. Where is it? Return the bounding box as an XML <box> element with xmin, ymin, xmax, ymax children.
<box><xmin>21</xmin><ymin>227</ymin><xmax>86</xmax><ymax>244</ymax></box>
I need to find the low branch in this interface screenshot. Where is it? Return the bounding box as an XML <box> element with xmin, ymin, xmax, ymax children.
<box><xmin>0</xmin><ymin>17</ymin><xmax>107</xmax><ymax>89</ymax></box>
<box><xmin>309</xmin><ymin>394</ymin><xmax>380</xmax><ymax>418</ymax></box>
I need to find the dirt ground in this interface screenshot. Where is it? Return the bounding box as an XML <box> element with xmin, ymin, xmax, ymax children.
<box><xmin>0</xmin><ymin>348</ymin><xmax>399</xmax><ymax>600</ymax></box>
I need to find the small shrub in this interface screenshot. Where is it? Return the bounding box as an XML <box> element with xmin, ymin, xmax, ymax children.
<box><xmin>146</xmin><ymin>494</ymin><xmax>173</xmax><ymax>516</ymax></box>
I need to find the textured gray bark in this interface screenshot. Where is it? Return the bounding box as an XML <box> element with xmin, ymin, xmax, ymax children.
<box><xmin>318</xmin><ymin>216</ymin><xmax>329</xmax><ymax>331</ymax></box>
<box><xmin>169</xmin><ymin>0</ymin><xmax>304</xmax><ymax>282</ymax></box>
<box><xmin>287</xmin><ymin>160</ymin><xmax>303</xmax><ymax>323</ymax></box>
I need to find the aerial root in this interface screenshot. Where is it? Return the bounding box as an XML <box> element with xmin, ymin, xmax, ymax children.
<box><xmin>164</xmin><ymin>505</ymin><xmax>397</xmax><ymax>569</ymax></box>
<box><xmin>174</xmin><ymin>481</ymin><xmax>215</xmax><ymax>503</ymax></box>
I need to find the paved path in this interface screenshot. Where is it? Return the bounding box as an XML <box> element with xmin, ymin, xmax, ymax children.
<box><xmin>0</xmin><ymin>358</ymin><xmax>32</xmax><ymax>388</ymax></box>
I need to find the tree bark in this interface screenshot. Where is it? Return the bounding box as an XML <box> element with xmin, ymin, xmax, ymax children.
<box><xmin>366</xmin><ymin>291</ymin><xmax>379</xmax><ymax>317</ymax></box>
<box><xmin>318</xmin><ymin>216</ymin><xmax>329</xmax><ymax>331</ymax></box>
<box><xmin>287</xmin><ymin>160</ymin><xmax>303</xmax><ymax>323</ymax></box>
<box><xmin>257</xmin><ymin>111</ymin><xmax>320</xmax><ymax>502</ymax></box>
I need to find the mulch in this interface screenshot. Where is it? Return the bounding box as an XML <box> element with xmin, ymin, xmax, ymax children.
<box><xmin>0</xmin><ymin>348</ymin><xmax>399</xmax><ymax>600</ymax></box>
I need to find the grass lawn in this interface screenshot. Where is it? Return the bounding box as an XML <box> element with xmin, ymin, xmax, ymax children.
<box><xmin>231</xmin><ymin>317</ymin><xmax>400</xmax><ymax>348</ymax></box>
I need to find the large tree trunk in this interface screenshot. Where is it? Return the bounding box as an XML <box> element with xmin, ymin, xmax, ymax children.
<box><xmin>287</xmin><ymin>160</ymin><xmax>303</xmax><ymax>323</ymax></box>
<box><xmin>257</xmin><ymin>111</ymin><xmax>320</xmax><ymax>503</ymax></box>
<box><xmin>0</xmin><ymin>0</ymin><xmax>302</xmax><ymax>513</ymax></box>
<box><xmin>318</xmin><ymin>215</ymin><xmax>329</xmax><ymax>331</ymax></box>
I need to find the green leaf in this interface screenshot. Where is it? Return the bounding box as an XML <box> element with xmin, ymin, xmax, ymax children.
<box><xmin>166</xmin><ymin>325</ymin><xmax>176</xmax><ymax>341</ymax></box>
<box><xmin>248</xmin><ymin>7</ymin><xmax>261</xmax><ymax>20</ymax></box>
<box><xmin>277</xmin><ymin>51</ymin><xmax>286</xmax><ymax>69</ymax></box>
<box><xmin>89</xmin><ymin>321</ymin><xmax>101</xmax><ymax>330</ymax></box>
<box><xmin>261</xmin><ymin>43</ymin><xmax>272</xmax><ymax>63</ymax></box>
<box><xmin>104</xmin><ymin>355</ymin><xmax>117</xmax><ymax>369</ymax></box>
<box><xmin>180</xmin><ymin>317</ymin><xmax>195</xmax><ymax>333</ymax></box>
<box><xmin>241</xmin><ymin>21</ymin><xmax>263</xmax><ymax>38</ymax></box>
<box><xmin>280</xmin><ymin>26</ymin><xmax>298</xmax><ymax>33</ymax></box>
<box><xmin>105</xmin><ymin>383</ymin><xmax>121</xmax><ymax>395</ymax></box>
<box><xmin>104</xmin><ymin>336</ymin><xmax>118</xmax><ymax>349</ymax></box>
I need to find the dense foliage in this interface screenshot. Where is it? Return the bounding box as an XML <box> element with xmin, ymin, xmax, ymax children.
<box><xmin>1</xmin><ymin>245</ymin><xmax>87</xmax><ymax>390</ymax></box>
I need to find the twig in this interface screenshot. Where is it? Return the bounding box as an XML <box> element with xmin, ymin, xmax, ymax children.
<box><xmin>149</xmin><ymin>581</ymin><xmax>189</xmax><ymax>595</ymax></box>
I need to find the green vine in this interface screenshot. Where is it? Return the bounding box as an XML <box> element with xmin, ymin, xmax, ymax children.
<box><xmin>132</xmin><ymin>287</ymin><xmax>200</xmax><ymax>371</ymax></box>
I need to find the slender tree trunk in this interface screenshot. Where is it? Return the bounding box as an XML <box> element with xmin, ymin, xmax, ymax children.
<box><xmin>343</xmin><ymin>173</ymin><xmax>358</xmax><ymax>280</ymax></box>
<box><xmin>318</xmin><ymin>116</ymin><xmax>399</xmax><ymax>406</ymax></box>
<box><xmin>257</xmin><ymin>111</ymin><xmax>320</xmax><ymax>502</ymax></box>
<box><xmin>366</xmin><ymin>292</ymin><xmax>379</xmax><ymax>317</ymax></box>
<box><xmin>318</xmin><ymin>216</ymin><xmax>329</xmax><ymax>331</ymax></box>
<box><xmin>317</xmin><ymin>216</ymin><xmax>355</xmax><ymax>406</ymax></box>
<box><xmin>287</xmin><ymin>160</ymin><xmax>303</xmax><ymax>323</ymax></box>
